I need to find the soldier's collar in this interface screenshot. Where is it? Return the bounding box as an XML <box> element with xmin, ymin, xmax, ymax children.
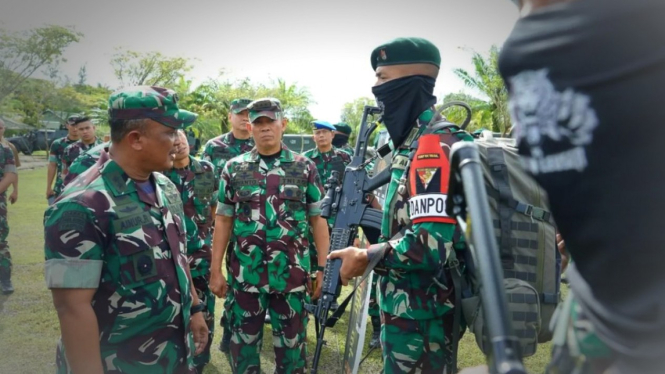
<box><xmin>248</xmin><ymin>144</ymin><xmax>294</xmax><ymax>163</ymax></box>
<box><xmin>99</xmin><ymin>154</ymin><xmax>138</xmax><ymax>197</ymax></box>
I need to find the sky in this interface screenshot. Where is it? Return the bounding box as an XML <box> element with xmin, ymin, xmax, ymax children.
<box><xmin>0</xmin><ymin>0</ymin><xmax>519</xmax><ymax>123</ymax></box>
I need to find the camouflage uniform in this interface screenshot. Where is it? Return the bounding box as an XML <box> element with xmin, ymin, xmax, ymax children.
<box><xmin>163</xmin><ymin>156</ymin><xmax>218</xmax><ymax>370</ymax></box>
<box><xmin>339</xmin><ymin>143</ymin><xmax>354</xmax><ymax>156</ymax></box>
<box><xmin>0</xmin><ymin>143</ymin><xmax>16</xmax><ymax>286</ymax></box>
<box><xmin>49</xmin><ymin>136</ymin><xmax>78</xmax><ymax>196</ymax></box>
<box><xmin>62</xmin><ymin>138</ymin><xmax>103</xmax><ymax>171</ymax></box>
<box><xmin>372</xmin><ymin>110</ymin><xmax>472</xmax><ymax>373</ymax></box>
<box><xmin>217</xmin><ymin>145</ymin><xmax>324</xmax><ymax>374</ymax></box>
<box><xmin>302</xmin><ymin>146</ymin><xmax>350</xmax><ymax>272</ymax></box>
<box><xmin>63</xmin><ymin>141</ymin><xmax>109</xmax><ymax>186</ymax></box>
<box><xmin>201</xmin><ymin>131</ymin><xmax>254</xmax><ymax>344</ymax></box>
<box><xmin>45</xmin><ymin>150</ymin><xmax>197</xmax><ymax>373</ymax></box>
<box><xmin>201</xmin><ymin>132</ymin><xmax>254</xmax><ymax>175</ymax></box>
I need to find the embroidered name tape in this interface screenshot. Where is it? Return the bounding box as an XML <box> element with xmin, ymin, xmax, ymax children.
<box><xmin>409</xmin><ymin>193</ymin><xmax>455</xmax><ymax>224</ymax></box>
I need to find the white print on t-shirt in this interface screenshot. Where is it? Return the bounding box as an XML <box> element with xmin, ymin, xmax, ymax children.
<box><xmin>508</xmin><ymin>69</ymin><xmax>598</xmax><ymax>174</ymax></box>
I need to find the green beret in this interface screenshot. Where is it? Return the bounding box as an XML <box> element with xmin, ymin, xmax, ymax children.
<box><xmin>370</xmin><ymin>37</ymin><xmax>441</xmax><ymax>71</ymax></box>
<box><xmin>334</xmin><ymin>123</ymin><xmax>352</xmax><ymax>135</ymax></box>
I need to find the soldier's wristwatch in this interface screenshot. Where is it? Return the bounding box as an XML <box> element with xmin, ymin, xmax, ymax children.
<box><xmin>191</xmin><ymin>303</ymin><xmax>205</xmax><ymax>315</ymax></box>
<box><xmin>315</xmin><ymin>265</ymin><xmax>325</xmax><ymax>272</ymax></box>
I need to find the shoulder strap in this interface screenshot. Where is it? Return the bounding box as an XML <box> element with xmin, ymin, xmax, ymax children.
<box><xmin>486</xmin><ymin>147</ymin><xmax>517</xmax><ymax>269</ymax></box>
<box><xmin>190</xmin><ymin>158</ymin><xmax>203</xmax><ymax>173</ymax></box>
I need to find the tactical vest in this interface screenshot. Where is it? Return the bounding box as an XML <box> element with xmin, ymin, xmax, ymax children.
<box><xmin>190</xmin><ymin>158</ymin><xmax>215</xmax><ymax>205</ymax></box>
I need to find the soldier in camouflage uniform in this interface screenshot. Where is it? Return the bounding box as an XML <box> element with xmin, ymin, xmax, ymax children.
<box><xmin>47</xmin><ymin>116</ymin><xmax>79</xmax><ymax>204</ymax></box>
<box><xmin>302</xmin><ymin>120</ymin><xmax>351</xmax><ymax>313</ymax></box>
<box><xmin>302</xmin><ymin>120</ymin><xmax>351</xmax><ymax>266</ymax></box>
<box><xmin>164</xmin><ymin>130</ymin><xmax>218</xmax><ymax>373</ymax></box>
<box><xmin>201</xmin><ymin>98</ymin><xmax>254</xmax><ymax>175</ymax></box>
<box><xmin>0</xmin><ymin>118</ymin><xmax>17</xmax><ymax>294</ymax></box>
<box><xmin>44</xmin><ymin>86</ymin><xmax>208</xmax><ymax>373</ymax></box>
<box><xmin>330</xmin><ymin>38</ymin><xmax>472</xmax><ymax>374</ymax></box>
<box><xmin>333</xmin><ymin>122</ymin><xmax>354</xmax><ymax>156</ymax></box>
<box><xmin>61</xmin><ymin>117</ymin><xmax>102</xmax><ymax>178</ymax></box>
<box><xmin>209</xmin><ymin>98</ymin><xmax>330</xmax><ymax>374</ymax></box>
<box><xmin>200</xmin><ymin>97</ymin><xmax>255</xmax><ymax>353</ymax></box>
<box><xmin>63</xmin><ymin>141</ymin><xmax>110</xmax><ymax>185</ymax></box>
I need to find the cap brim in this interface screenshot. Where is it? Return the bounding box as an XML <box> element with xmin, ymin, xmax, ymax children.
<box><xmin>157</xmin><ymin>109</ymin><xmax>198</xmax><ymax>129</ymax></box>
<box><xmin>250</xmin><ymin>111</ymin><xmax>279</xmax><ymax>123</ymax></box>
<box><xmin>231</xmin><ymin>107</ymin><xmax>249</xmax><ymax>114</ymax></box>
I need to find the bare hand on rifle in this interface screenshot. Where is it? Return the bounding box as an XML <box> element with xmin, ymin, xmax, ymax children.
<box><xmin>328</xmin><ymin>247</ymin><xmax>368</xmax><ymax>286</ymax></box>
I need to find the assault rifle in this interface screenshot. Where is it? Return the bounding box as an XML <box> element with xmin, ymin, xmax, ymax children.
<box><xmin>307</xmin><ymin>105</ymin><xmax>390</xmax><ymax>374</ymax></box>
<box><xmin>446</xmin><ymin>141</ymin><xmax>527</xmax><ymax>374</ymax></box>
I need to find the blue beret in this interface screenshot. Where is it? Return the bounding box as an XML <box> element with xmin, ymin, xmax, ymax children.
<box><xmin>312</xmin><ymin>120</ymin><xmax>335</xmax><ymax>131</ymax></box>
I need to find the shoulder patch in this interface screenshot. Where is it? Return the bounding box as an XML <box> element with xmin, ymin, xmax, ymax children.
<box><xmin>59</xmin><ymin>210</ymin><xmax>87</xmax><ymax>232</ymax></box>
<box><xmin>408</xmin><ymin>134</ymin><xmax>455</xmax><ymax>224</ymax></box>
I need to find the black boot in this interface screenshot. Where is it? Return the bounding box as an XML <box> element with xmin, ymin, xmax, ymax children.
<box><xmin>369</xmin><ymin>315</ymin><xmax>381</xmax><ymax>349</ymax></box>
<box><xmin>0</xmin><ymin>267</ymin><xmax>13</xmax><ymax>295</ymax></box>
<box><xmin>219</xmin><ymin>327</ymin><xmax>231</xmax><ymax>353</ymax></box>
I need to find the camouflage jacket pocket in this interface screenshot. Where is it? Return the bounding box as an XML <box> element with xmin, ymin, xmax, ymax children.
<box><xmin>278</xmin><ymin>185</ymin><xmax>307</xmax><ymax>223</ymax></box>
<box><xmin>115</xmin><ymin>234</ymin><xmax>162</xmax><ymax>289</ymax></box>
<box><xmin>234</xmin><ymin>189</ymin><xmax>260</xmax><ymax>222</ymax></box>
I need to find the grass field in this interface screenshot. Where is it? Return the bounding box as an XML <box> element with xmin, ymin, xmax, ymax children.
<box><xmin>0</xmin><ymin>167</ymin><xmax>553</xmax><ymax>373</ymax></box>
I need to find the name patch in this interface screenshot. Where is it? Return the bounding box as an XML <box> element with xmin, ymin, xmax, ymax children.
<box><xmin>409</xmin><ymin>194</ymin><xmax>450</xmax><ymax>222</ymax></box>
<box><xmin>113</xmin><ymin>212</ymin><xmax>153</xmax><ymax>232</ymax></box>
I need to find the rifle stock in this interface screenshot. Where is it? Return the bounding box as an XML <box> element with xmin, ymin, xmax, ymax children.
<box><xmin>446</xmin><ymin>142</ymin><xmax>527</xmax><ymax>374</ymax></box>
<box><xmin>308</xmin><ymin>105</ymin><xmax>387</xmax><ymax>374</ymax></box>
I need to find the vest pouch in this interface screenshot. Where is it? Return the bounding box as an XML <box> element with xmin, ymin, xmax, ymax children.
<box><xmin>466</xmin><ymin>278</ymin><xmax>541</xmax><ymax>358</ymax></box>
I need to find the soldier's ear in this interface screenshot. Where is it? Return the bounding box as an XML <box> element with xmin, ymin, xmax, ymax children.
<box><xmin>281</xmin><ymin>118</ymin><xmax>288</xmax><ymax>131</ymax></box>
<box><xmin>125</xmin><ymin>129</ymin><xmax>145</xmax><ymax>151</ymax></box>
<box><xmin>246</xmin><ymin>123</ymin><xmax>252</xmax><ymax>133</ymax></box>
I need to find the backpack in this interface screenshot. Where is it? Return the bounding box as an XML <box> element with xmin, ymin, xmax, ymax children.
<box><xmin>451</xmin><ymin>130</ymin><xmax>561</xmax><ymax>358</ymax></box>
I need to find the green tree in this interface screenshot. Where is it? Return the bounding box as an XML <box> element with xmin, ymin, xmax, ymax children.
<box><xmin>0</xmin><ymin>25</ymin><xmax>82</xmax><ymax>103</ymax></box>
<box><xmin>340</xmin><ymin>97</ymin><xmax>381</xmax><ymax>145</ymax></box>
<box><xmin>180</xmin><ymin>77</ymin><xmax>316</xmax><ymax>141</ymax></box>
<box><xmin>453</xmin><ymin>46</ymin><xmax>511</xmax><ymax>134</ymax></box>
<box><xmin>440</xmin><ymin>92</ymin><xmax>495</xmax><ymax>133</ymax></box>
<box><xmin>110</xmin><ymin>49</ymin><xmax>193</xmax><ymax>87</ymax></box>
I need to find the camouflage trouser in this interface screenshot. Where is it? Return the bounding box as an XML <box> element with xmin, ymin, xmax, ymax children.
<box><xmin>368</xmin><ymin>275</ymin><xmax>379</xmax><ymax>317</ymax></box>
<box><xmin>221</xmin><ymin>242</ymin><xmax>235</xmax><ymax>333</ymax></box>
<box><xmin>226</xmin><ymin>288</ymin><xmax>309</xmax><ymax>374</ymax></box>
<box><xmin>0</xmin><ymin>194</ymin><xmax>10</xmax><ymax>271</ymax></box>
<box><xmin>547</xmin><ymin>291</ymin><xmax>614</xmax><ymax>374</ymax></box>
<box><xmin>380</xmin><ymin>311</ymin><xmax>449</xmax><ymax>374</ymax></box>
<box><xmin>192</xmin><ymin>274</ymin><xmax>214</xmax><ymax>369</ymax></box>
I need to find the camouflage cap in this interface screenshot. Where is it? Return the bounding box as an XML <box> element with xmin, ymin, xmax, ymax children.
<box><xmin>247</xmin><ymin>98</ymin><xmax>283</xmax><ymax>123</ymax></box>
<box><xmin>371</xmin><ymin>37</ymin><xmax>441</xmax><ymax>71</ymax></box>
<box><xmin>230</xmin><ymin>98</ymin><xmax>252</xmax><ymax>114</ymax></box>
<box><xmin>333</xmin><ymin>122</ymin><xmax>352</xmax><ymax>135</ymax></box>
<box><xmin>108</xmin><ymin>86</ymin><xmax>197</xmax><ymax>129</ymax></box>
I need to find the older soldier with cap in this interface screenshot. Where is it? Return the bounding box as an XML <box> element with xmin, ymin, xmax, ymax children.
<box><xmin>333</xmin><ymin>122</ymin><xmax>354</xmax><ymax>156</ymax></box>
<box><xmin>164</xmin><ymin>130</ymin><xmax>218</xmax><ymax>373</ymax></box>
<box><xmin>209</xmin><ymin>98</ymin><xmax>330</xmax><ymax>373</ymax></box>
<box><xmin>44</xmin><ymin>86</ymin><xmax>209</xmax><ymax>374</ymax></box>
<box><xmin>329</xmin><ymin>38</ymin><xmax>472</xmax><ymax>373</ymax></box>
<box><xmin>201</xmin><ymin>97</ymin><xmax>255</xmax><ymax>353</ymax></box>
<box><xmin>47</xmin><ymin>116</ymin><xmax>79</xmax><ymax>204</ymax></box>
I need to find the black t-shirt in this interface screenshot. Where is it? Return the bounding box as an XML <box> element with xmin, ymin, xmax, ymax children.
<box><xmin>259</xmin><ymin>149</ymin><xmax>282</xmax><ymax>165</ymax></box>
<box><xmin>499</xmin><ymin>0</ymin><xmax>665</xmax><ymax>360</ymax></box>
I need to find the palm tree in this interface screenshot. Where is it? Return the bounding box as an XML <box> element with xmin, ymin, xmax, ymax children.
<box><xmin>453</xmin><ymin>46</ymin><xmax>511</xmax><ymax>135</ymax></box>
